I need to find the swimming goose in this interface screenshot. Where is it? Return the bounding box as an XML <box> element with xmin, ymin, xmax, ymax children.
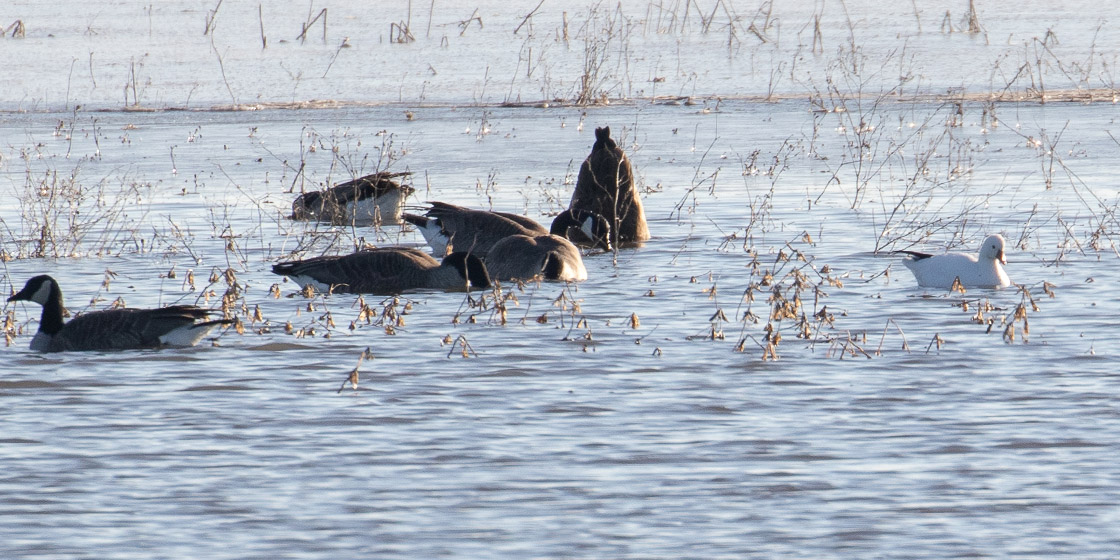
<box><xmin>7</xmin><ymin>275</ymin><xmax>231</xmax><ymax>352</ymax></box>
<box><xmin>291</xmin><ymin>171</ymin><xmax>414</xmax><ymax>225</ymax></box>
<box><xmin>271</xmin><ymin>247</ymin><xmax>491</xmax><ymax>294</ymax></box>
<box><xmin>485</xmin><ymin>234</ymin><xmax>588</xmax><ymax>283</ymax></box>
<box><xmin>549</xmin><ymin>208</ymin><xmax>612</xmax><ymax>251</ymax></box>
<box><xmin>569</xmin><ymin>126</ymin><xmax>650</xmax><ymax>247</ymax></box>
<box><xmin>402</xmin><ymin>201</ymin><xmax>547</xmax><ymax>256</ymax></box>
<box><xmin>898</xmin><ymin>234</ymin><xmax>1012</xmax><ymax>289</ymax></box>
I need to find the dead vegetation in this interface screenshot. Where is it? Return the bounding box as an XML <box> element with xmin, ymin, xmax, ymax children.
<box><xmin>6</xmin><ymin>2</ymin><xmax>1118</xmax><ymax>365</ymax></box>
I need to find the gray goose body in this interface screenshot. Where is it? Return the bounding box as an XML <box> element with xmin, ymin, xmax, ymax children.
<box><xmin>485</xmin><ymin>234</ymin><xmax>588</xmax><ymax>283</ymax></box>
<box><xmin>570</xmin><ymin>126</ymin><xmax>650</xmax><ymax>247</ymax></box>
<box><xmin>403</xmin><ymin>201</ymin><xmax>548</xmax><ymax>256</ymax></box>
<box><xmin>897</xmin><ymin>234</ymin><xmax>1012</xmax><ymax>289</ymax></box>
<box><xmin>291</xmin><ymin>172</ymin><xmax>414</xmax><ymax>225</ymax></box>
<box><xmin>7</xmin><ymin>275</ymin><xmax>230</xmax><ymax>352</ymax></box>
<box><xmin>271</xmin><ymin>247</ymin><xmax>491</xmax><ymax>295</ymax></box>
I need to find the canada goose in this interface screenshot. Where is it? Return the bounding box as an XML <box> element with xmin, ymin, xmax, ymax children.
<box><xmin>897</xmin><ymin>234</ymin><xmax>1011</xmax><ymax>289</ymax></box>
<box><xmin>569</xmin><ymin>126</ymin><xmax>650</xmax><ymax>246</ymax></box>
<box><xmin>291</xmin><ymin>171</ymin><xmax>414</xmax><ymax>226</ymax></box>
<box><xmin>485</xmin><ymin>234</ymin><xmax>588</xmax><ymax>283</ymax></box>
<box><xmin>7</xmin><ymin>275</ymin><xmax>231</xmax><ymax>352</ymax></box>
<box><xmin>402</xmin><ymin>201</ymin><xmax>547</xmax><ymax>256</ymax></box>
<box><xmin>549</xmin><ymin>208</ymin><xmax>612</xmax><ymax>251</ymax></box>
<box><xmin>271</xmin><ymin>247</ymin><xmax>491</xmax><ymax>294</ymax></box>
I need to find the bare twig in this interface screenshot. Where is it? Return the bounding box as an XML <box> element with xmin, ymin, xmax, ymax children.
<box><xmin>514</xmin><ymin>0</ymin><xmax>546</xmax><ymax>35</ymax></box>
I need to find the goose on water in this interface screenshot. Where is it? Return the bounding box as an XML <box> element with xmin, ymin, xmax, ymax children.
<box><xmin>402</xmin><ymin>201</ymin><xmax>548</xmax><ymax>256</ymax></box>
<box><xmin>291</xmin><ymin>171</ymin><xmax>414</xmax><ymax>226</ymax></box>
<box><xmin>485</xmin><ymin>234</ymin><xmax>588</xmax><ymax>283</ymax></box>
<box><xmin>271</xmin><ymin>247</ymin><xmax>491</xmax><ymax>295</ymax></box>
<box><xmin>897</xmin><ymin>234</ymin><xmax>1012</xmax><ymax>289</ymax></box>
<box><xmin>7</xmin><ymin>275</ymin><xmax>231</xmax><ymax>352</ymax></box>
<box><xmin>569</xmin><ymin>126</ymin><xmax>650</xmax><ymax>247</ymax></box>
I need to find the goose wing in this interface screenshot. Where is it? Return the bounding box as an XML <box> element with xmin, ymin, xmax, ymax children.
<box><xmin>485</xmin><ymin>235</ymin><xmax>547</xmax><ymax>281</ymax></box>
<box><xmin>55</xmin><ymin>306</ymin><xmax>217</xmax><ymax>351</ymax></box>
<box><xmin>894</xmin><ymin>250</ymin><xmax>935</xmax><ymax>261</ymax></box>
<box><xmin>292</xmin><ymin>172</ymin><xmax>413</xmax><ymax>219</ymax></box>
<box><xmin>330</xmin><ymin>171</ymin><xmax>414</xmax><ymax>204</ymax></box>
<box><xmin>486</xmin><ymin>234</ymin><xmax>586</xmax><ymax>282</ymax></box>
<box><xmin>424</xmin><ymin>202</ymin><xmax>541</xmax><ymax>254</ymax></box>
<box><xmin>273</xmin><ymin>248</ymin><xmax>439</xmax><ymax>294</ymax></box>
<box><xmin>489</xmin><ymin>210</ymin><xmax>547</xmax><ymax>234</ymax></box>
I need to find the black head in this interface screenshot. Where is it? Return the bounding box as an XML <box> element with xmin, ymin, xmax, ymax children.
<box><xmin>442</xmin><ymin>252</ymin><xmax>491</xmax><ymax>289</ymax></box>
<box><xmin>582</xmin><ymin>211</ymin><xmax>612</xmax><ymax>251</ymax></box>
<box><xmin>9</xmin><ymin>274</ymin><xmax>59</xmax><ymax>305</ymax></box>
<box><xmin>550</xmin><ymin>209</ymin><xmax>612</xmax><ymax>251</ymax></box>
<box><xmin>549</xmin><ymin>210</ymin><xmax>577</xmax><ymax>237</ymax></box>
<box><xmin>593</xmin><ymin>126</ymin><xmax>616</xmax><ymax>151</ymax></box>
<box><xmin>290</xmin><ymin>191</ymin><xmax>322</xmax><ymax>219</ymax></box>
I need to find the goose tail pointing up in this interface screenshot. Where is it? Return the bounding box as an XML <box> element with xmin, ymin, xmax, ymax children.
<box><xmin>403</xmin><ymin>213</ymin><xmax>452</xmax><ymax>256</ymax></box>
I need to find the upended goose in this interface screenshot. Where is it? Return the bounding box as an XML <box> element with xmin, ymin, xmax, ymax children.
<box><xmin>7</xmin><ymin>275</ymin><xmax>231</xmax><ymax>352</ymax></box>
<box><xmin>897</xmin><ymin>234</ymin><xmax>1012</xmax><ymax>289</ymax></box>
<box><xmin>485</xmin><ymin>234</ymin><xmax>588</xmax><ymax>283</ymax></box>
<box><xmin>271</xmin><ymin>247</ymin><xmax>491</xmax><ymax>295</ymax></box>
<box><xmin>291</xmin><ymin>171</ymin><xmax>414</xmax><ymax>225</ymax></box>
<box><xmin>569</xmin><ymin>126</ymin><xmax>650</xmax><ymax>247</ymax></box>
<box><xmin>403</xmin><ymin>201</ymin><xmax>548</xmax><ymax>256</ymax></box>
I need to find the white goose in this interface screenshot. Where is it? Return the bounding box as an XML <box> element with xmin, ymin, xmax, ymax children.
<box><xmin>7</xmin><ymin>275</ymin><xmax>231</xmax><ymax>352</ymax></box>
<box><xmin>897</xmin><ymin>234</ymin><xmax>1012</xmax><ymax>289</ymax></box>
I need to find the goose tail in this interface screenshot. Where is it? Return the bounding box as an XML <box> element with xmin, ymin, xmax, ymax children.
<box><xmin>159</xmin><ymin>318</ymin><xmax>235</xmax><ymax>347</ymax></box>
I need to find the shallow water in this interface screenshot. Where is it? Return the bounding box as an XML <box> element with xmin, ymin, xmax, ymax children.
<box><xmin>3</xmin><ymin>2</ymin><xmax>1120</xmax><ymax>559</ymax></box>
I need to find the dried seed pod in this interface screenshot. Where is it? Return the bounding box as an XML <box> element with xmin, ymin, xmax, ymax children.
<box><xmin>950</xmin><ymin>277</ymin><xmax>966</xmax><ymax>294</ymax></box>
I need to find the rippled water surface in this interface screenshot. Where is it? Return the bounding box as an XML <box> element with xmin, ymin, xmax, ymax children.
<box><xmin>2</xmin><ymin>1</ymin><xmax>1120</xmax><ymax>558</ymax></box>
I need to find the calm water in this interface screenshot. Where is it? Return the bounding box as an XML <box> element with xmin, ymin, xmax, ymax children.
<box><xmin>3</xmin><ymin>1</ymin><xmax>1120</xmax><ymax>558</ymax></box>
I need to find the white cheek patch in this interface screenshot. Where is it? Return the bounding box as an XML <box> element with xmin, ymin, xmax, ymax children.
<box><xmin>31</xmin><ymin>281</ymin><xmax>54</xmax><ymax>305</ymax></box>
<box><xmin>581</xmin><ymin>217</ymin><xmax>595</xmax><ymax>238</ymax></box>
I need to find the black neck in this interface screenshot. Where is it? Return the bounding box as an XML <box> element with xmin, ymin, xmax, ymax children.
<box><xmin>38</xmin><ymin>283</ymin><xmax>66</xmax><ymax>335</ymax></box>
